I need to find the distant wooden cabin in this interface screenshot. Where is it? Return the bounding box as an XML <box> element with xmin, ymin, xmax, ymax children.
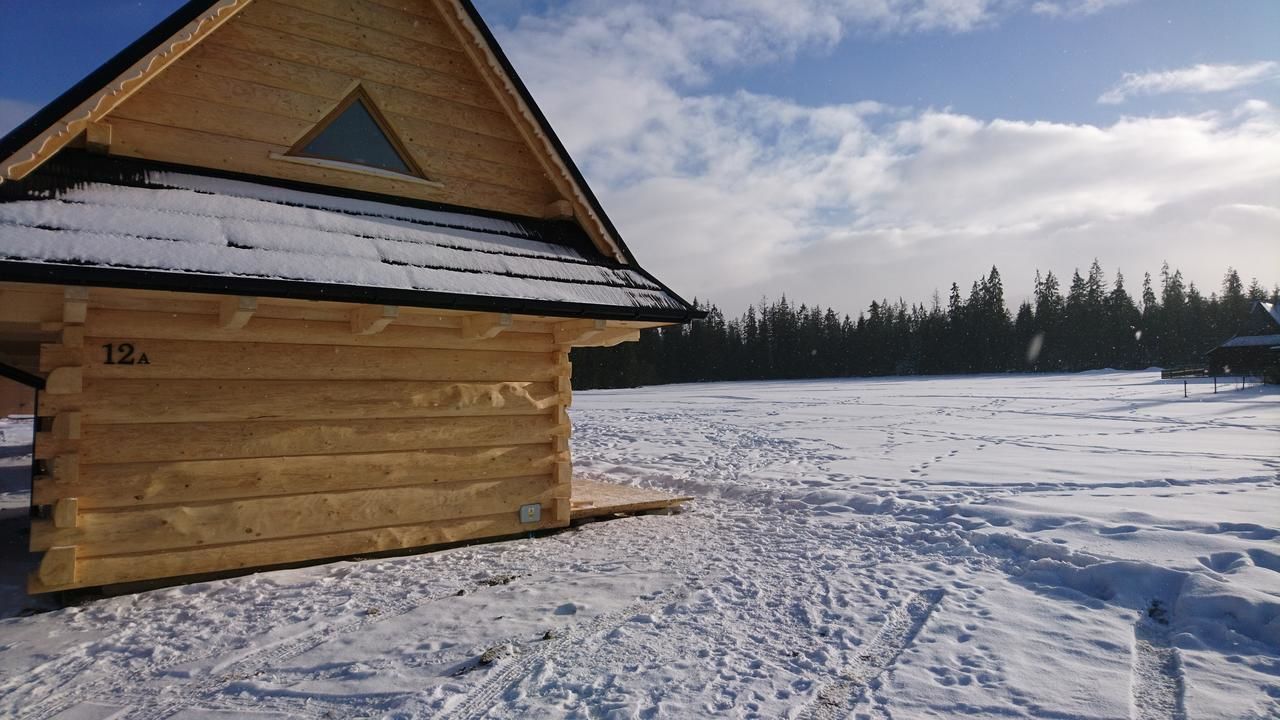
<box><xmin>0</xmin><ymin>0</ymin><xmax>700</xmax><ymax>593</ymax></box>
<box><xmin>1208</xmin><ymin>301</ymin><xmax>1280</xmax><ymax>376</ymax></box>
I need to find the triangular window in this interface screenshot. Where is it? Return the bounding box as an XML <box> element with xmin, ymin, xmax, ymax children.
<box><xmin>285</xmin><ymin>86</ymin><xmax>427</xmax><ymax>179</ymax></box>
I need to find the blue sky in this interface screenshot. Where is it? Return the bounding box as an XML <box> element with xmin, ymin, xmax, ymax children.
<box><xmin>1</xmin><ymin>0</ymin><xmax>1277</xmax><ymax>313</ymax></box>
<box><xmin>708</xmin><ymin>1</ymin><xmax>1280</xmax><ymax>125</ymax></box>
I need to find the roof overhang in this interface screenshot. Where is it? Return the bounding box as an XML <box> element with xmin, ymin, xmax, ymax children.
<box><xmin>0</xmin><ymin>260</ymin><xmax>698</xmax><ymax>324</ymax></box>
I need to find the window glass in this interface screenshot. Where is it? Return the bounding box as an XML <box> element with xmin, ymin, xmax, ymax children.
<box><xmin>296</xmin><ymin>98</ymin><xmax>413</xmax><ymax>175</ymax></box>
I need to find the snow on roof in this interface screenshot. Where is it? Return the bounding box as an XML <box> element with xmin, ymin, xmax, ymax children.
<box><xmin>0</xmin><ymin>171</ymin><xmax>691</xmax><ymax>316</ymax></box>
<box><xmin>1263</xmin><ymin>301</ymin><xmax>1280</xmax><ymax>327</ymax></box>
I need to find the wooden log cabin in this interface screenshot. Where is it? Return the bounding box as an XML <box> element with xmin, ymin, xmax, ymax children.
<box><xmin>0</xmin><ymin>0</ymin><xmax>701</xmax><ymax>593</ymax></box>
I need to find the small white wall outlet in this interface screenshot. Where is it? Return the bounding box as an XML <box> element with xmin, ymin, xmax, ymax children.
<box><xmin>519</xmin><ymin>503</ymin><xmax>542</xmax><ymax>524</ymax></box>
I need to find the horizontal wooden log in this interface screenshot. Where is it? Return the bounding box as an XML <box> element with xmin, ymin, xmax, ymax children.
<box><xmin>36</xmin><ymin>546</ymin><xmax>77</xmax><ymax>588</ymax></box>
<box><xmin>44</xmin><ymin>367</ymin><xmax>83</xmax><ymax>395</ymax></box>
<box><xmin>219</xmin><ymin>296</ymin><xmax>257</xmax><ymax>330</ymax></box>
<box><xmin>241</xmin><ymin>0</ymin><xmax>469</xmax><ymax>77</ymax></box>
<box><xmin>176</xmin><ymin>44</ymin><xmax>535</xmax><ymax>157</ymax></box>
<box><xmin>107</xmin><ymin>119</ymin><xmax>557</xmax><ymax>218</ymax></box>
<box><xmin>33</xmin><ymin>443</ymin><xmax>558</xmax><ymax>508</ymax></box>
<box><xmin>40</xmin><ymin>414</ymin><xmax>558</xmax><ymax>464</ymax></box>
<box><xmin>73</xmin><ymin>286</ymin><xmax>552</xmax><ymax>333</ymax></box>
<box><xmin>213</xmin><ymin>16</ymin><xmax>494</xmax><ymax>110</ymax></box>
<box><xmin>32</xmin><ymin>474</ymin><xmax>559</xmax><ymax>555</ymax></box>
<box><xmin>82</xmin><ymin>310</ymin><xmax>553</xmax><ymax>353</ymax></box>
<box><xmin>114</xmin><ymin>88</ymin><xmax>551</xmax><ymax>193</ymax></box>
<box><xmin>270</xmin><ymin>0</ymin><xmax>462</xmax><ymax>52</ymax></box>
<box><xmin>77</xmin><ymin>337</ymin><xmax>557</xmax><ymax>382</ymax></box>
<box><xmin>41</xmin><ymin>379</ymin><xmax>560</xmax><ymax>424</ymax></box>
<box><xmin>29</xmin><ymin>508</ymin><xmax>566</xmax><ymax>592</ymax></box>
<box><xmin>0</xmin><ymin>288</ymin><xmax>61</xmax><ymax>323</ymax></box>
<box><xmin>113</xmin><ymin>88</ymin><xmax>310</xmax><ymax>150</ymax></box>
<box><xmin>38</xmin><ymin>343</ymin><xmax>81</xmax><ymax>373</ymax></box>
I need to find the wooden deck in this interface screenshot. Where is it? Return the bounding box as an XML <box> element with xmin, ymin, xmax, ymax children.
<box><xmin>570</xmin><ymin>479</ymin><xmax>692</xmax><ymax>521</ymax></box>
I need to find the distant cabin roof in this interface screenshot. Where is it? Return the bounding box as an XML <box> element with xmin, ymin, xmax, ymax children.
<box><xmin>1263</xmin><ymin>301</ymin><xmax>1280</xmax><ymax>328</ymax></box>
<box><xmin>0</xmin><ymin>154</ymin><xmax>693</xmax><ymax>321</ymax></box>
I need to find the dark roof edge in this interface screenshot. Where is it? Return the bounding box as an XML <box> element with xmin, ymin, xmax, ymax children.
<box><xmin>0</xmin><ymin>0</ymin><xmax>219</xmax><ymax>163</ymax></box>
<box><xmin>0</xmin><ymin>261</ymin><xmax>705</xmax><ymax>324</ymax></box>
<box><xmin>455</xmin><ymin>0</ymin><xmax>702</xmax><ymax>318</ymax></box>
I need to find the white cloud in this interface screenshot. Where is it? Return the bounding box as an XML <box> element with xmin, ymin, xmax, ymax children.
<box><xmin>1099</xmin><ymin>61</ymin><xmax>1280</xmax><ymax>105</ymax></box>
<box><xmin>492</xmin><ymin>3</ymin><xmax>1280</xmax><ymax>313</ymax></box>
<box><xmin>1030</xmin><ymin>0</ymin><xmax>1133</xmax><ymax>18</ymax></box>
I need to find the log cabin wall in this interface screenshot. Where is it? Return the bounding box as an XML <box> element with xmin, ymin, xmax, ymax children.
<box><xmin>3</xmin><ymin>282</ymin><xmax>574</xmax><ymax>592</ymax></box>
<box><xmin>0</xmin><ymin>377</ymin><xmax>35</xmax><ymax>417</ymax></box>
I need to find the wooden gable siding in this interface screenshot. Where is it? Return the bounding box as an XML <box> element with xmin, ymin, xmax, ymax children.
<box><xmin>5</xmin><ymin>283</ymin><xmax>575</xmax><ymax>592</ymax></box>
<box><xmin>102</xmin><ymin>0</ymin><xmax>561</xmax><ymax>218</ymax></box>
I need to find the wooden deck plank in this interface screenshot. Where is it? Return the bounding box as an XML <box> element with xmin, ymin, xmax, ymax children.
<box><xmin>570</xmin><ymin>478</ymin><xmax>691</xmax><ymax>520</ymax></box>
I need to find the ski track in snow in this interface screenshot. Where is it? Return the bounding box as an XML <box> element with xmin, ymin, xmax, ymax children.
<box><xmin>0</xmin><ymin>373</ymin><xmax>1278</xmax><ymax>718</ymax></box>
<box><xmin>1131</xmin><ymin>620</ymin><xmax>1187</xmax><ymax>720</ymax></box>
<box><xmin>805</xmin><ymin>588</ymin><xmax>945</xmax><ymax>720</ymax></box>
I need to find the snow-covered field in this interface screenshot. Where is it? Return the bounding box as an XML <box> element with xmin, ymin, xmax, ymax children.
<box><xmin>0</xmin><ymin>371</ymin><xmax>1277</xmax><ymax>719</ymax></box>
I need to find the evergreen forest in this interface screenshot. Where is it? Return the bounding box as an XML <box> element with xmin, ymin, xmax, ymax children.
<box><xmin>572</xmin><ymin>263</ymin><xmax>1279</xmax><ymax>389</ymax></box>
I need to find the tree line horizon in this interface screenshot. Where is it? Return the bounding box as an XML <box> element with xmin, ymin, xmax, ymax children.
<box><xmin>571</xmin><ymin>262</ymin><xmax>1279</xmax><ymax>390</ymax></box>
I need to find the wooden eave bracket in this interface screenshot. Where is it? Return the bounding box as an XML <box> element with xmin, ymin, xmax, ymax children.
<box><xmin>576</xmin><ymin>329</ymin><xmax>641</xmax><ymax>348</ymax></box>
<box><xmin>460</xmin><ymin>312</ymin><xmax>512</xmax><ymax>340</ymax></box>
<box><xmin>219</xmin><ymin>296</ymin><xmax>257</xmax><ymax>330</ymax></box>
<box><xmin>552</xmin><ymin>319</ymin><xmax>606</xmax><ymax>346</ymax></box>
<box><xmin>550</xmin><ymin>321</ymin><xmax>640</xmax><ymax>348</ymax></box>
<box><xmin>351</xmin><ymin>305</ymin><xmax>399</xmax><ymax>335</ymax></box>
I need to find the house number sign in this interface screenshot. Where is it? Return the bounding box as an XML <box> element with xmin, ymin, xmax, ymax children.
<box><xmin>101</xmin><ymin>342</ymin><xmax>151</xmax><ymax>365</ymax></box>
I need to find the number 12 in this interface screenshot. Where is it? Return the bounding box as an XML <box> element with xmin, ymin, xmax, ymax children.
<box><xmin>102</xmin><ymin>343</ymin><xmax>150</xmax><ymax>365</ymax></box>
